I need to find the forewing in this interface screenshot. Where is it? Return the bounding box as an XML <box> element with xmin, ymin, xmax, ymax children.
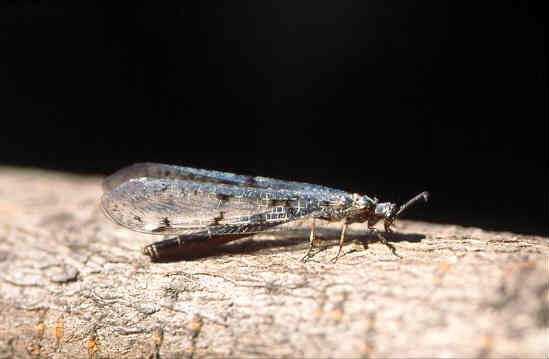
<box><xmin>102</xmin><ymin>163</ymin><xmax>259</xmax><ymax>192</ymax></box>
<box><xmin>102</xmin><ymin>162</ymin><xmax>347</xmax><ymax>196</ymax></box>
<box><xmin>101</xmin><ymin>177</ymin><xmax>326</xmax><ymax>235</ymax></box>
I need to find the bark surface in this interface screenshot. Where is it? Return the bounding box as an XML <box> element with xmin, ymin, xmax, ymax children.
<box><xmin>0</xmin><ymin>167</ymin><xmax>547</xmax><ymax>358</ymax></box>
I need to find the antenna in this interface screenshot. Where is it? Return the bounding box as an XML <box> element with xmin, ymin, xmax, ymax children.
<box><xmin>394</xmin><ymin>191</ymin><xmax>429</xmax><ymax>217</ymax></box>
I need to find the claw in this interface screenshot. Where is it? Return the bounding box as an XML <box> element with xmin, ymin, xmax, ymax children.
<box><xmin>301</xmin><ymin>252</ymin><xmax>313</xmax><ymax>262</ymax></box>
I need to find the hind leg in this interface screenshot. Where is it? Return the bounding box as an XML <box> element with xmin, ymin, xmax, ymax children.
<box><xmin>301</xmin><ymin>219</ymin><xmax>324</xmax><ymax>262</ymax></box>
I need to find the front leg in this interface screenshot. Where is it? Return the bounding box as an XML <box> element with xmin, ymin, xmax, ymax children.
<box><xmin>384</xmin><ymin>220</ymin><xmax>394</xmax><ymax>233</ymax></box>
<box><xmin>367</xmin><ymin>226</ymin><xmax>401</xmax><ymax>258</ymax></box>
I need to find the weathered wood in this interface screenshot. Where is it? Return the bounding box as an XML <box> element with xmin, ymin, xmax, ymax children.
<box><xmin>0</xmin><ymin>167</ymin><xmax>547</xmax><ymax>358</ymax></box>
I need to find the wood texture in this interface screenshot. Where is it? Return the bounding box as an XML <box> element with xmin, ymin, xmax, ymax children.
<box><xmin>0</xmin><ymin>167</ymin><xmax>547</xmax><ymax>358</ymax></box>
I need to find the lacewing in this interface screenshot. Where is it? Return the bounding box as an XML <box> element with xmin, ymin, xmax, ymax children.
<box><xmin>101</xmin><ymin>163</ymin><xmax>428</xmax><ymax>261</ymax></box>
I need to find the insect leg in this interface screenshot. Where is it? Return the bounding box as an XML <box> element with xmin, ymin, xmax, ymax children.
<box><xmin>367</xmin><ymin>226</ymin><xmax>401</xmax><ymax>258</ymax></box>
<box><xmin>330</xmin><ymin>221</ymin><xmax>348</xmax><ymax>263</ymax></box>
<box><xmin>301</xmin><ymin>219</ymin><xmax>319</xmax><ymax>262</ymax></box>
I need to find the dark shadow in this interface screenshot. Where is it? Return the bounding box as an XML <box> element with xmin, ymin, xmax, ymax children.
<box><xmin>150</xmin><ymin>228</ymin><xmax>426</xmax><ymax>263</ymax></box>
<box><xmin>370</xmin><ymin>231</ymin><xmax>425</xmax><ymax>243</ymax></box>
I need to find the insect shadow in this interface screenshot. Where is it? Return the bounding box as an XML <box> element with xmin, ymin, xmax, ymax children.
<box><xmin>148</xmin><ymin>227</ymin><xmax>425</xmax><ymax>263</ymax></box>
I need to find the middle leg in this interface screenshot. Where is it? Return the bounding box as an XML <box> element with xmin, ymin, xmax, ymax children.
<box><xmin>330</xmin><ymin>221</ymin><xmax>348</xmax><ymax>263</ymax></box>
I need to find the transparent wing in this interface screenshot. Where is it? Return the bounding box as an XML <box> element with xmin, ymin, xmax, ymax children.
<box><xmin>103</xmin><ymin>162</ymin><xmax>348</xmax><ymax>196</ymax></box>
<box><xmin>101</xmin><ymin>177</ymin><xmax>338</xmax><ymax>235</ymax></box>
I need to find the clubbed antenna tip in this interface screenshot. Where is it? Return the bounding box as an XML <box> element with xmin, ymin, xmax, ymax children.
<box><xmin>395</xmin><ymin>191</ymin><xmax>429</xmax><ymax>217</ymax></box>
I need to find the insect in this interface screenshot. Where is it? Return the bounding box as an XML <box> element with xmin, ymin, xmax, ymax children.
<box><xmin>101</xmin><ymin>163</ymin><xmax>429</xmax><ymax>261</ymax></box>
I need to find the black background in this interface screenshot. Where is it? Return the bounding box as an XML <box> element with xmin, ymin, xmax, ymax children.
<box><xmin>1</xmin><ymin>1</ymin><xmax>547</xmax><ymax>234</ymax></box>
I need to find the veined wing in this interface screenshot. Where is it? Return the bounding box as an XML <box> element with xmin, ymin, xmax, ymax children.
<box><xmin>101</xmin><ymin>177</ymin><xmax>347</xmax><ymax>235</ymax></box>
<box><xmin>102</xmin><ymin>162</ymin><xmax>348</xmax><ymax>196</ymax></box>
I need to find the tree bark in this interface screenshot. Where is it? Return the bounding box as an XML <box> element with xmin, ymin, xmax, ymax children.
<box><xmin>0</xmin><ymin>167</ymin><xmax>547</xmax><ymax>358</ymax></box>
